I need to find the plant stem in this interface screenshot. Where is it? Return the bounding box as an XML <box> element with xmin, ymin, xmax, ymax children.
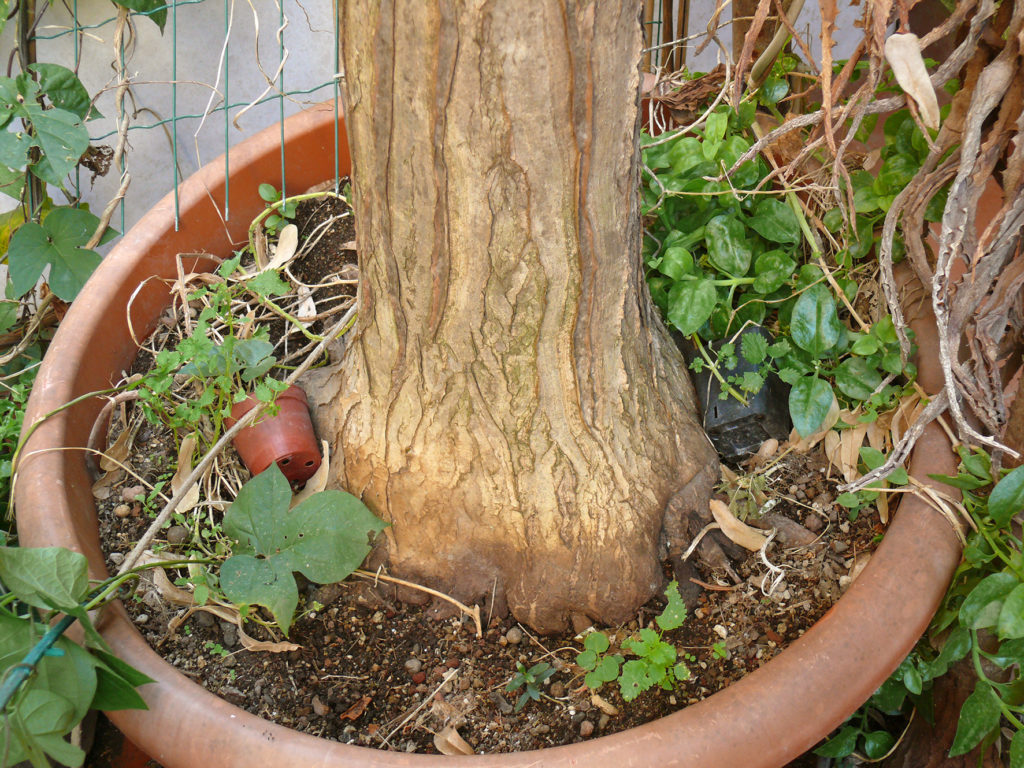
<box><xmin>692</xmin><ymin>335</ymin><xmax>749</xmax><ymax>405</ymax></box>
<box><xmin>0</xmin><ymin>614</ymin><xmax>74</xmax><ymax>711</ymax></box>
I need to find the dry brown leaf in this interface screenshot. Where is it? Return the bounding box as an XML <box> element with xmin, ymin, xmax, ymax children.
<box><xmin>264</xmin><ymin>224</ymin><xmax>298</xmax><ymax>272</ymax></box>
<box><xmin>339</xmin><ymin>695</ymin><xmax>373</xmax><ymax>722</ymax></box>
<box><xmin>590</xmin><ymin>693</ymin><xmax>619</xmax><ymax>716</ymax></box>
<box><xmin>253</xmin><ymin>229</ymin><xmax>269</xmax><ymax>270</ymax></box>
<box><xmin>237</xmin><ymin>622</ymin><xmax>300</xmax><ymax>653</ymax></box>
<box><xmin>837</xmin><ymin>422</ymin><xmax>869</xmax><ymax>484</ymax></box>
<box><xmin>138</xmin><ymin>551</ymin><xmax>196</xmax><ymax>606</ymax></box>
<box><xmin>170</xmin><ymin>435</ymin><xmax>201</xmax><ymax>516</ymax></box>
<box><xmin>291</xmin><ymin>441</ymin><xmax>330</xmax><ymax>508</ymax></box>
<box><xmin>100</xmin><ymin>428</ymin><xmax>134</xmax><ymax>471</ymax></box>
<box><xmin>91</xmin><ymin>469</ymin><xmax>124</xmax><ymax>499</ymax></box>
<box><xmin>884</xmin><ymin>33</ymin><xmax>941</xmax><ymax>130</ymax></box>
<box><xmin>433</xmin><ymin>725</ymin><xmax>474</xmax><ymax>755</ymax></box>
<box><xmin>709</xmin><ymin>499</ymin><xmax>769</xmax><ymax>551</ymax></box>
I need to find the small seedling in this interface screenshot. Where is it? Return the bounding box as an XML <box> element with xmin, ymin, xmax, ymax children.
<box><xmin>204</xmin><ymin>641</ymin><xmax>230</xmax><ymax>658</ymax></box>
<box><xmin>712</xmin><ymin>640</ymin><xmax>730</xmax><ymax>659</ymax></box>
<box><xmin>576</xmin><ymin>581</ymin><xmax>692</xmax><ymax>702</ymax></box>
<box><xmin>258</xmin><ymin>183</ymin><xmax>298</xmax><ymax>235</ymax></box>
<box><xmin>505</xmin><ymin>661</ymin><xmax>556</xmax><ymax>712</ymax></box>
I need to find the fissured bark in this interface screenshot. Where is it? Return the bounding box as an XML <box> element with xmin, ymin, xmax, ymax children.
<box><xmin>312</xmin><ymin>0</ymin><xmax>717</xmax><ymax>633</ymax></box>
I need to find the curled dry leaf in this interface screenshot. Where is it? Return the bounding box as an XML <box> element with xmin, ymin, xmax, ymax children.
<box><xmin>339</xmin><ymin>695</ymin><xmax>373</xmax><ymax>722</ymax></box>
<box><xmin>290</xmin><ymin>440</ymin><xmax>330</xmax><ymax>508</ymax></box>
<box><xmin>170</xmin><ymin>435</ymin><xmax>201</xmax><ymax>516</ymax></box>
<box><xmin>265</xmin><ymin>224</ymin><xmax>298</xmax><ymax>272</ymax></box>
<box><xmin>433</xmin><ymin>725</ymin><xmax>474</xmax><ymax>756</ymax></box>
<box><xmin>590</xmin><ymin>693</ymin><xmax>619</xmax><ymax>716</ymax></box>
<box><xmin>92</xmin><ymin>469</ymin><xmax>124</xmax><ymax>499</ymax></box>
<box><xmin>138</xmin><ymin>550</ymin><xmax>195</xmax><ymax>606</ymax></box>
<box><xmin>295</xmin><ymin>284</ymin><xmax>317</xmax><ymax>322</ymax></box>
<box><xmin>884</xmin><ymin>33</ymin><xmax>941</xmax><ymax>130</ymax></box>
<box><xmin>709</xmin><ymin>499</ymin><xmax>769</xmax><ymax>551</ymax></box>
<box><xmin>100</xmin><ymin>427</ymin><xmax>134</xmax><ymax>471</ymax></box>
<box><xmin>169</xmin><ymin>602</ymin><xmax>302</xmax><ymax>654</ymax></box>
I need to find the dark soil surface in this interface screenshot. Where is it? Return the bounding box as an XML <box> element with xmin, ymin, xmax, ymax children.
<box><xmin>92</xmin><ymin>185</ymin><xmax>881</xmax><ymax>758</ymax></box>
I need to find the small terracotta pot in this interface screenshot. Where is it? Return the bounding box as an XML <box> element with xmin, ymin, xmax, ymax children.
<box><xmin>225</xmin><ymin>385</ymin><xmax>321</xmax><ymax>484</ymax></box>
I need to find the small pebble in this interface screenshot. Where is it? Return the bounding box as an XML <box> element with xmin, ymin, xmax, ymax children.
<box><xmin>109</xmin><ymin>552</ymin><xmax>125</xmax><ymax>565</ymax></box>
<box><xmin>371</xmin><ymin>611</ymin><xmax>384</xmax><ymax>623</ymax></box>
<box><xmin>113</xmin><ymin>504</ymin><xmax>131</xmax><ymax>518</ymax></box>
<box><xmin>598</xmin><ymin>713</ymin><xmax>611</xmax><ymax>730</ymax></box>
<box><xmin>134</xmin><ymin>614</ymin><xmax>149</xmax><ymax>624</ymax></box>
<box><xmin>505</xmin><ymin>627</ymin><xmax>523</xmax><ymax>644</ymax></box>
<box><xmin>411</xmin><ymin>671</ymin><xmax>426</xmax><ymax>684</ymax></box>
<box><xmin>445</xmin><ymin>658</ymin><xmax>460</xmax><ymax>669</ymax></box>
<box><xmin>121</xmin><ymin>484</ymin><xmax>146</xmax><ymax>503</ymax></box>
<box><xmin>166</xmin><ymin>525</ymin><xmax>189</xmax><ymax>545</ymax></box>
<box><xmin>805</xmin><ymin>515</ymin><xmax>823</xmax><ymax>533</ymax></box>
<box><xmin>833</xmin><ymin>540</ymin><xmax>849</xmax><ymax>554</ymax></box>
<box><xmin>549</xmin><ymin>682</ymin><xmax>566</xmax><ymax>698</ymax></box>
<box><xmin>579</xmin><ymin>720</ymin><xmax>594</xmax><ymax>738</ymax></box>
<box><xmin>404</xmin><ymin>658</ymin><xmax>423</xmax><ymax>674</ymax></box>
<box><xmin>311</xmin><ymin>696</ymin><xmax>329</xmax><ymax>716</ymax></box>
<box><xmin>839</xmin><ymin>521</ymin><xmax>851</xmax><ymax>534</ymax></box>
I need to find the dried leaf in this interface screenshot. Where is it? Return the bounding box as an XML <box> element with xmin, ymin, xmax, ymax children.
<box><xmin>170</xmin><ymin>435</ymin><xmax>201</xmax><ymax>516</ymax></box>
<box><xmin>295</xmin><ymin>285</ymin><xmax>317</xmax><ymax>322</ymax></box>
<box><xmin>590</xmin><ymin>693</ymin><xmax>619</xmax><ymax>716</ymax></box>
<box><xmin>138</xmin><ymin>551</ymin><xmax>195</xmax><ymax>606</ymax></box>
<box><xmin>264</xmin><ymin>224</ymin><xmax>298</xmax><ymax>272</ymax></box>
<box><xmin>237</xmin><ymin>622</ymin><xmax>301</xmax><ymax>653</ymax></box>
<box><xmin>100</xmin><ymin>428</ymin><xmax>134</xmax><ymax>471</ymax></box>
<box><xmin>339</xmin><ymin>695</ymin><xmax>373</xmax><ymax>722</ymax></box>
<box><xmin>433</xmin><ymin>725</ymin><xmax>474</xmax><ymax>755</ymax></box>
<box><xmin>91</xmin><ymin>469</ymin><xmax>124</xmax><ymax>499</ymax></box>
<box><xmin>291</xmin><ymin>440</ymin><xmax>330</xmax><ymax>508</ymax></box>
<box><xmin>709</xmin><ymin>499</ymin><xmax>769</xmax><ymax>551</ymax></box>
<box><xmin>884</xmin><ymin>34</ymin><xmax>941</xmax><ymax>130</ymax></box>
<box><xmin>253</xmin><ymin>229</ymin><xmax>269</xmax><ymax>270</ymax></box>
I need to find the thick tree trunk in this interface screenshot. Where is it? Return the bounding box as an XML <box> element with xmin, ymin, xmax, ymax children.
<box><xmin>313</xmin><ymin>0</ymin><xmax>717</xmax><ymax>633</ymax></box>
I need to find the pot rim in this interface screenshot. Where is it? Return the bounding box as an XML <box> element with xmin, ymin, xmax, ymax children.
<box><xmin>14</xmin><ymin>102</ymin><xmax>963</xmax><ymax>768</ymax></box>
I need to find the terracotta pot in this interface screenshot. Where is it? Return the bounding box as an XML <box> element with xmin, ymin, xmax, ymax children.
<box><xmin>14</xmin><ymin>103</ymin><xmax>963</xmax><ymax>767</ymax></box>
<box><xmin>226</xmin><ymin>385</ymin><xmax>321</xmax><ymax>484</ymax></box>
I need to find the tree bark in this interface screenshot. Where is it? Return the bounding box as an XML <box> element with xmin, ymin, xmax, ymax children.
<box><xmin>314</xmin><ymin>0</ymin><xmax>717</xmax><ymax>633</ymax></box>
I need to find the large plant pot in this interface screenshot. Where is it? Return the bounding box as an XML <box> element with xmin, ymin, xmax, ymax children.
<box><xmin>15</xmin><ymin>103</ymin><xmax>963</xmax><ymax>767</ymax></box>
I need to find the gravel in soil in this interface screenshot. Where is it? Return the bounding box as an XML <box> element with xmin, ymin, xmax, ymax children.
<box><xmin>92</xmin><ymin>185</ymin><xmax>882</xmax><ymax>757</ymax></box>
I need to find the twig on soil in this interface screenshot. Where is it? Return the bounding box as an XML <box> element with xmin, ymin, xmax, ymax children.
<box><xmin>353</xmin><ymin>569</ymin><xmax>482</xmax><ymax>638</ymax></box>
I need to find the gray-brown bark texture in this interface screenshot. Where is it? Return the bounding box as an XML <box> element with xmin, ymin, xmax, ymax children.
<box><xmin>315</xmin><ymin>0</ymin><xmax>717</xmax><ymax>633</ymax></box>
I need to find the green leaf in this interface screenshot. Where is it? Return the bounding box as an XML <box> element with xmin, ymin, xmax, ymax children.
<box><xmin>959</xmin><ymin>572</ymin><xmax>1019</xmax><ymax>630</ymax></box>
<box><xmin>576</xmin><ymin>649</ymin><xmax>597</xmax><ymax>670</ymax></box>
<box><xmin>584</xmin><ymin>631</ymin><xmax>609</xmax><ymax>654</ymax></box>
<box><xmin>949</xmin><ymin>681</ymin><xmax>1002</xmax><ymax>756</ymax></box>
<box><xmin>702</xmin><ymin>112</ymin><xmax>727</xmax><ymax>160</ymax></box>
<box><xmin>91</xmin><ymin>664</ymin><xmax>149</xmax><ymax>711</ymax></box>
<box><xmin>997</xmin><ymin>583</ymin><xmax>1024</xmax><ymax>639</ymax></box>
<box><xmin>814</xmin><ymin>725</ymin><xmax>860</xmax><ymax>757</ymax></box>
<box><xmin>0</xmin><ymin>613</ymin><xmax>97</xmax><ymax>728</ymax></box>
<box><xmin>89</xmin><ymin>648</ymin><xmax>155</xmax><ymax>688</ymax></box>
<box><xmin>246</xmin><ymin>270</ymin><xmax>290</xmax><ymax>298</ymax></box>
<box><xmin>1010</xmin><ymin>729</ymin><xmax>1024</xmax><ymax>768</ymax></box>
<box><xmin>752</xmin><ymin>249</ymin><xmax>796</xmax><ymax>294</ymax></box>
<box><xmin>258</xmin><ymin>183</ymin><xmax>280</xmax><ymax>203</ymax></box>
<box><xmin>591</xmin><ymin>654</ymin><xmax>621</xmax><ymax>683</ymax></box>
<box><xmin>658</xmin><ymin>246</ymin><xmax>694</xmax><ymax>280</ymax></box>
<box><xmin>656</xmin><ymin>580</ymin><xmax>687</xmax><ymax>631</ymax></box>
<box><xmin>740</xmin><ymin>331</ymin><xmax>768</xmax><ymax>365</ymax></box>
<box><xmin>835</xmin><ymin>356</ymin><xmax>883</xmax><ymax>401</ymax></box>
<box><xmin>8</xmin><ymin>208</ymin><xmax>107</xmax><ymax>300</ymax></box>
<box><xmin>705</xmin><ymin>215</ymin><xmax>752</xmax><ymax>276</ymax></box>
<box><xmin>221</xmin><ymin>464</ymin><xmax>387</xmax><ymax>634</ymax></box>
<box><xmin>25</xmin><ymin>107</ymin><xmax>89</xmax><ymax>186</ymax></box>
<box><xmin>989</xmin><ymin>637</ymin><xmax>1024</xmax><ymax>669</ymax></box>
<box><xmin>760</xmin><ymin>77</ymin><xmax>789</xmax><ymax>105</ymax></box>
<box><xmin>220</xmin><ymin>554</ymin><xmax>298</xmax><ymax>635</ymax></box>
<box><xmin>0</xmin><ymin>126</ymin><xmax>33</xmax><ymax>169</ymax></box>
<box><xmin>988</xmin><ymin>464</ymin><xmax>1024</xmax><ymax>528</ymax></box>
<box><xmin>619</xmin><ymin>659</ymin><xmax>656</xmax><ymax>702</ymax></box>
<box><xmin>789</xmin><ymin>376</ymin><xmax>835</xmax><ymax>437</ymax></box>
<box><xmin>790</xmin><ymin>285</ymin><xmax>842</xmax><ymax>357</ymax></box>
<box><xmin>667</xmin><ymin>278</ymin><xmax>716</xmax><ymax>336</ymax></box>
<box><xmin>747</xmin><ymin>198</ymin><xmax>801</xmax><ymax>243</ymax></box>
<box><xmin>30</xmin><ymin>64</ymin><xmax>101</xmax><ymax>121</ymax></box>
<box><xmin>851</xmin><ymin>334</ymin><xmax>879</xmax><ymax>355</ymax></box>
<box><xmin>863</xmin><ymin>730</ymin><xmax>896</xmax><ymax>759</ymax></box>
<box><xmin>0</xmin><ymin>546</ymin><xmax>89</xmax><ymax>611</ymax></box>
<box><xmin>113</xmin><ymin>0</ymin><xmax>167</xmax><ymax>31</ymax></box>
